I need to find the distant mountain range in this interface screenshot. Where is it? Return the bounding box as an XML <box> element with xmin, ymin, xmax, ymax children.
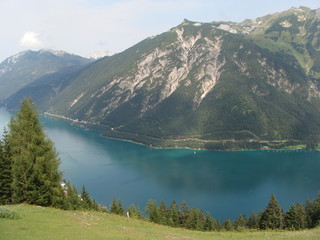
<box><xmin>2</xmin><ymin>6</ymin><xmax>320</xmax><ymax>150</ymax></box>
<box><xmin>0</xmin><ymin>49</ymin><xmax>92</xmax><ymax>102</ymax></box>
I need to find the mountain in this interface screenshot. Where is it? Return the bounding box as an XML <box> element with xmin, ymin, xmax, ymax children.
<box><xmin>3</xmin><ymin>7</ymin><xmax>320</xmax><ymax>150</ymax></box>
<box><xmin>4</xmin><ymin>65</ymin><xmax>87</xmax><ymax>111</ymax></box>
<box><xmin>0</xmin><ymin>49</ymin><xmax>92</xmax><ymax>102</ymax></box>
<box><xmin>212</xmin><ymin>6</ymin><xmax>320</xmax><ymax>85</ymax></box>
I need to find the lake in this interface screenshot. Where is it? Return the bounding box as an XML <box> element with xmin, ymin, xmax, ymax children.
<box><xmin>1</xmin><ymin>107</ymin><xmax>319</xmax><ymax>220</ymax></box>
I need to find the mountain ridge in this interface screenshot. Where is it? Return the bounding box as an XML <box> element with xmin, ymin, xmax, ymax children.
<box><xmin>0</xmin><ymin>49</ymin><xmax>92</xmax><ymax>102</ymax></box>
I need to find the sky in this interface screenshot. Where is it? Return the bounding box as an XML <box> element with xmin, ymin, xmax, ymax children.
<box><xmin>1</xmin><ymin>0</ymin><xmax>319</xmax><ymax>62</ymax></box>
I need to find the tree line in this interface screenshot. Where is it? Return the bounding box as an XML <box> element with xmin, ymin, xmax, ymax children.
<box><xmin>109</xmin><ymin>193</ymin><xmax>320</xmax><ymax>231</ymax></box>
<box><xmin>1</xmin><ymin>99</ymin><xmax>320</xmax><ymax>232</ymax></box>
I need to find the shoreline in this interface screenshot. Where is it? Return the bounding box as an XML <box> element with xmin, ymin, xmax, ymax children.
<box><xmin>43</xmin><ymin>112</ymin><xmax>319</xmax><ymax>152</ymax></box>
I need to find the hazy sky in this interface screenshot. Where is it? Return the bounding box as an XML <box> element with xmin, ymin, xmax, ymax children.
<box><xmin>1</xmin><ymin>0</ymin><xmax>319</xmax><ymax>61</ymax></box>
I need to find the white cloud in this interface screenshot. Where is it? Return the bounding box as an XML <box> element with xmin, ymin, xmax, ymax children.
<box><xmin>20</xmin><ymin>32</ymin><xmax>43</xmax><ymax>49</ymax></box>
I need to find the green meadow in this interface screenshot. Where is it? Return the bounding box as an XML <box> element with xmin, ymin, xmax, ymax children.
<box><xmin>1</xmin><ymin>204</ymin><xmax>319</xmax><ymax>240</ymax></box>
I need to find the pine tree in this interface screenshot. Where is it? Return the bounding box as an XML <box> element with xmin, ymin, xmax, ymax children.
<box><xmin>295</xmin><ymin>203</ymin><xmax>307</xmax><ymax>230</ymax></box>
<box><xmin>110</xmin><ymin>198</ymin><xmax>119</xmax><ymax>214</ymax></box>
<box><xmin>186</xmin><ymin>208</ymin><xmax>197</xmax><ymax>230</ymax></box>
<box><xmin>168</xmin><ymin>200</ymin><xmax>181</xmax><ymax>227</ymax></box>
<box><xmin>8</xmin><ymin>99</ymin><xmax>63</xmax><ymax>206</ymax></box>
<box><xmin>196</xmin><ymin>209</ymin><xmax>205</xmax><ymax>231</ymax></box>
<box><xmin>259</xmin><ymin>194</ymin><xmax>283</xmax><ymax>230</ymax></box>
<box><xmin>158</xmin><ymin>200</ymin><xmax>168</xmax><ymax>225</ymax></box>
<box><xmin>0</xmin><ymin>129</ymin><xmax>12</xmax><ymax>204</ymax></box>
<box><xmin>224</xmin><ymin>218</ymin><xmax>233</xmax><ymax>231</ymax></box>
<box><xmin>247</xmin><ymin>213</ymin><xmax>259</xmax><ymax>229</ymax></box>
<box><xmin>146</xmin><ymin>200</ymin><xmax>159</xmax><ymax>223</ymax></box>
<box><xmin>284</xmin><ymin>203</ymin><xmax>307</xmax><ymax>230</ymax></box>
<box><xmin>63</xmin><ymin>181</ymin><xmax>80</xmax><ymax>210</ymax></box>
<box><xmin>305</xmin><ymin>193</ymin><xmax>320</xmax><ymax>228</ymax></box>
<box><xmin>203</xmin><ymin>213</ymin><xmax>214</xmax><ymax>231</ymax></box>
<box><xmin>284</xmin><ymin>204</ymin><xmax>298</xmax><ymax>230</ymax></box>
<box><xmin>233</xmin><ymin>214</ymin><xmax>247</xmax><ymax>230</ymax></box>
<box><xmin>117</xmin><ymin>200</ymin><xmax>124</xmax><ymax>215</ymax></box>
<box><xmin>180</xmin><ymin>201</ymin><xmax>190</xmax><ymax>228</ymax></box>
<box><xmin>128</xmin><ymin>204</ymin><xmax>141</xmax><ymax>219</ymax></box>
<box><xmin>81</xmin><ymin>185</ymin><xmax>93</xmax><ymax>209</ymax></box>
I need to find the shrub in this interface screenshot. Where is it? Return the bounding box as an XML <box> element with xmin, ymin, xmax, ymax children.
<box><xmin>0</xmin><ymin>206</ymin><xmax>20</xmax><ymax>220</ymax></box>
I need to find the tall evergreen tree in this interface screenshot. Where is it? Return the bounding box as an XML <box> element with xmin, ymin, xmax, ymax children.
<box><xmin>0</xmin><ymin>129</ymin><xmax>13</xmax><ymax>204</ymax></box>
<box><xmin>247</xmin><ymin>212</ymin><xmax>259</xmax><ymax>229</ymax></box>
<box><xmin>305</xmin><ymin>193</ymin><xmax>320</xmax><ymax>228</ymax></box>
<box><xmin>110</xmin><ymin>198</ymin><xmax>119</xmax><ymax>214</ymax></box>
<box><xmin>186</xmin><ymin>208</ymin><xmax>198</xmax><ymax>230</ymax></box>
<box><xmin>146</xmin><ymin>200</ymin><xmax>159</xmax><ymax>223</ymax></box>
<box><xmin>63</xmin><ymin>181</ymin><xmax>80</xmax><ymax>210</ymax></box>
<box><xmin>196</xmin><ymin>209</ymin><xmax>205</xmax><ymax>231</ymax></box>
<box><xmin>285</xmin><ymin>203</ymin><xmax>307</xmax><ymax>230</ymax></box>
<box><xmin>168</xmin><ymin>200</ymin><xmax>181</xmax><ymax>227</ymax></box>
<box><xmin>158</xmin><ymin>200</ymin><xmax>168</xmax><ymax>225</ymax></box>
<box><xmin>81</xmin><ymin>185</ymin><xmax>93</xmax><ymax>209</ymax></box>
<box><xmin>117</xmin><ymin>199</ymin><xmax>124</xmax><ymax>215</ymax></box>
<box><xmin>7</xmin><ymin>99</ymin><xmax>63</xmax><ymax>206</ymax></box>
<box><xmin>180</xmin><ymin>201</ymin><xmax>190</xmax><ymax>228</ymax></box>
<box><xmin>295</xmin><ymin>203</ymin><xmax>307</xmax><ymax>230</ymax></box>
<box><xmin>233</xmin><ymin>215</ymin><xmax>248</xmax><ymax>230</ymax></box>
<box><xmin>284</xmin><ymin>204</ymin><xmax>298</xmax><ymax>230</ymax></box>
<box><xmin>259</xmin><ymin>194</ymin><xmax>283</xmax><ymax>230</ymax></box>
<box><xmin>203</xmin><ymin>213</ymin><xmax>214</xmax><ymax>231</ymax></box>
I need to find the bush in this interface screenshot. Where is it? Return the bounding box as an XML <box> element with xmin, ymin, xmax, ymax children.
<box><xmin>0</xmin><ymin>206</ymin><xmax>20</xmax><ymax>220</ymax></box>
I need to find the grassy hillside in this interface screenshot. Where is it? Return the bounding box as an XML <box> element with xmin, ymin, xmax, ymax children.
<box><xmin>1</xmin><ymin>205</ymin><xmax>319</xmax><ymax>240</ymax></box>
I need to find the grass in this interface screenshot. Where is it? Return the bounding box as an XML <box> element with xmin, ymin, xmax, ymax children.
<box><xmin>1</xmin><ymin>205</ymin><xmax>320</xmax><ymax>240</ymax></box>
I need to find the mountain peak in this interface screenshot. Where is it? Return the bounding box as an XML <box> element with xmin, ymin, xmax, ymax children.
<box><xmin>39</xmin><ymin>49</ymin><xmax>69</xmax><ymax>57</ymax></box>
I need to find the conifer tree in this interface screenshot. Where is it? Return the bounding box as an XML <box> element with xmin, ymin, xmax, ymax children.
<box><xmin>158</xmin><ymin>200</ymin><xmax>168</xmax><ymax>225</ymax></box>
<box><xmin>63</xmin><ymin>181</ymin><xmax>80</xmax><ymax>210</ymax></box>
<box><xmin>146</xmin><ymin>200</ymin><xmax>159</xmax><ymax>223</ymax></box>
<box><xmin>110</xmin><ymin>198</ymin><xmax>119</xmax><ymax>214</ymax></box>
<box><xmin>128</xmin><ymin>204</ymin><xmax>141</xmax><ymax>219</ymax></box>
<box><xmin>0</xmin><ymin>129</ymin><xmax>12</xmax><ymax>204</ymax></box>
<box><xmin>203</xmin><ymin>213</ymin><xmax>214</xmax><ymax>231</ymax></box>
<box><xmin>186</xmin><ymin>208</ymin><xmax>198</xmax><ymax>230</ymax></box>
<box><xmin>247</xmin><ymin>213</ymin><xmax>259</xmax><ymax>229</ymax></box>
<box><xmin>233</xmin><ymin>214</ymin><xmax>248</xmax><ymax>230</ymax></box>
<box><xmin>168</xmin><ymin>200</ymin><xmax>181</xmax><ymax>227</ymax></box>
<box><xmin>284</xmin><ymin>204</ymin><xmax>298</xmax><ymax>230</ymax></box>
<box><xmin>196</xmin><ymin>209</ymin><xmax>205</xmax><ymax>231</ymax></box>
<box><xmin>117</xmin><ymin>199</ymin><xmax>124</xmax><ymax>215</ymax></box>
<box><xmin>8</xmin><ymin>99</ymin><xmax>63</xmax><ymax>206</ymax></box>
<box><xmin>305</xmin><ymin>193</ymin><xmax>320</xmax><ymax>228</ymax></box>
<box><xmin>224</xmin><ymin>218</ymin><xmax>233</xmax><ymax>231</ymax></box>
<box><xmin>295</xmin><ymin>203</ymin><xmax>307</xmax><ymax>230</ymax></box>
<box><xmin>81</xmin><ymin>185</ymin><xmax>93</xmax><ymax>209</ymax></box>
<box><xmin>180</xmin><ymin>201</ymin><xmax>190</xmax><ymax>228</ymax></box>
<box><xmin>259</xmin><ymin>194</ymin><xmax>283</xmax><ymax>230</ymax></box>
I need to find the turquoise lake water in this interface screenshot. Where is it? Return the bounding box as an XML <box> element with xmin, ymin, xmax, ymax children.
<box><xmin>1</xmin><ymin>108</ymin><xmax>320</xmax><ymax>220</ymax></box>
